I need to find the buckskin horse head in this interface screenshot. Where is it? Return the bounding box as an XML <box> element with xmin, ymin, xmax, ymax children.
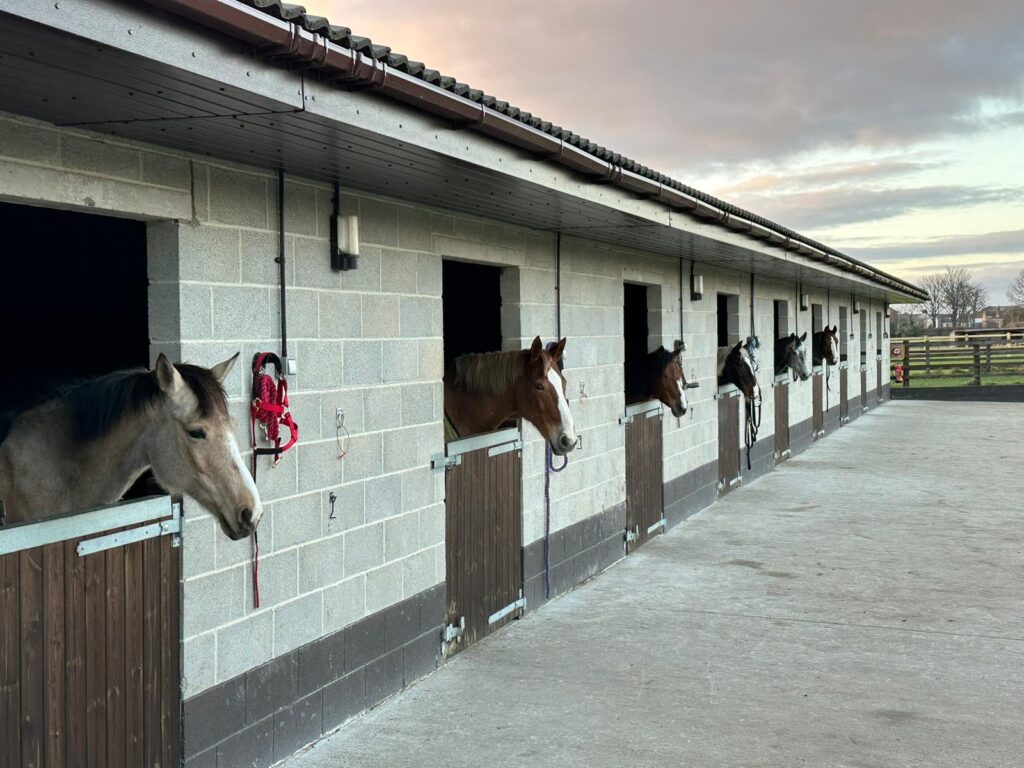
<box><xmin>444</xmin><ymin>336</ymin><xmax>578</xmax><ymax>455</ymax></box>
<box><xmin>0</xmin><ymin>354</ymin><xmax>262</xmax><ymax>539</ymax></box>
<box><xmin>774</xmin><ymin>332</ymin><xmax>812</xmax><ymax>381</ymax></box>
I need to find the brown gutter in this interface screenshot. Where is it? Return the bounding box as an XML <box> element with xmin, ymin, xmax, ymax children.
<box><xmin>144</xmin><ymin>0</ymin><xmax>926</xmax><ymax>300</ymax></box>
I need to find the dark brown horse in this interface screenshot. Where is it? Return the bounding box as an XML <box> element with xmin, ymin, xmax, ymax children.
<box><xmin>443</xmin><ymin>336</ymin><xmax>578</xmax><ymax>455</ymax></box>
<box><xmin>813</xmin><ymin>325</ymin><xmax>840</xmax><ymax>366</ymax></box>
<box><xmin>626</xmin><ymin>346</ymin><xmax>692</xmax><ymax>417</ymax></box>
<box><xmin>717</xmin><ymin>341</ymin><xmax>759</xmax><ymax>399</ymax></box>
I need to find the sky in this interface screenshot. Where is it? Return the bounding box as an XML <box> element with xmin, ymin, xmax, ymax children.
<box><xmin>306</xmin><ymin>0</ymin><xmax>1024</xmax><ymax>303</ymax></box>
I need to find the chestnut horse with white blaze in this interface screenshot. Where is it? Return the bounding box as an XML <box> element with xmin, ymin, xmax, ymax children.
<box><xmin>0</xmin><ymin>354</ymin><xmax>262</xmax><ymax>540</ymax></box>
<box><xmin>444</xmin><ymin>336</ymin><xmax>578</xmax><ymax>455</ymax></box>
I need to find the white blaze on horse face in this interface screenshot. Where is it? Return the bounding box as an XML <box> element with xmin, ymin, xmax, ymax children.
<box><xmin>829</xmin><ymin>336</ymin><xmax>839</xmax><ymax>364</ymax></box>
<box><xmin>227</xmin><ymin>432</ymin><xmax>263</xmax><ymax>527</ymax></box>
<box><xmin>676</xmin><ymin>378</ymin><xmax>689</xmax><ymax>413</ymax></box>
<box><xmin>743</xmin><ymin>353</ymin><xmax>761</xmax><ymax>398</ymax></box>
<box><xmin>546</xmin><ymin>366</ymin><xmax>576</xmax><ymax>445</ymax></box>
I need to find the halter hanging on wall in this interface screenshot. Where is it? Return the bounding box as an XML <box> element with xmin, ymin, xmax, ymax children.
<box><xmin>250</xmin><ymin>352</ymin><xmax>299</xmax><ymax>479</ymax></box>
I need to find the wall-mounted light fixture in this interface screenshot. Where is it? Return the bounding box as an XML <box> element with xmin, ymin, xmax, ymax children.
<box><xmin>690</xmin><ymin>273</ymin><xmax>704</xmax><ymax>301</ymax></box>
<box><xmin>853</xmin><ymin>300</ymin><xmax>861</xmax><ymax>314</ymax></box>
<box><xmin>800</xmin><ymin>293</ymin><xmax>809</xmax><ymax>311</ymax></box>
<box><xmin>330</xmin><ymin>214</ymin><xmax>359</xmax><ymax>271</ymax></box>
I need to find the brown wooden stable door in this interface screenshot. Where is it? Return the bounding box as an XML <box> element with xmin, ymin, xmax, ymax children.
<box><xmin>624</xmin><ymin>403</ymin><xmax>665</xmax><ymax>552</ymax></box>
<box><xmin>839</xmin><ymin>367</ymin><xmax>849</xmax><ymax>422</ymax></box>
<box><xmin>861</xmin><ymin>368</ymin><xmax>869</xmax><ymax>411</ymax></box>
<box><xmin>444</xmin><ymin>430</ymin><xmax>523</xmax><ymax>655</ymax></box>
<box><xmin>774</xmin><ymin>382</ymin><xmax>790</xmax><ymax>462</ymax></box>
<box><xmin>0</xmin><ymin>500</ymin><xmax>181</xmax><ymax>768</ymax></box>
<box><xmin>876</xmin><ymin>358</ymin><xmax>883</xmax><ymax>403</ymax></box>
<box><xmin>812</xmin><ymin>371</ymin><xmax>824</xmax><ymax>437</ymax></box>
<box><xmin>717</xmin><ymin>392</ymin><xmax>741</xmax><ymax>493</ymax></box>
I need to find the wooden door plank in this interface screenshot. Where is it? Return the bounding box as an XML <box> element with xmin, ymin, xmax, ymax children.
<box><xmin>84</xmin><ymin>550</ymin><xmax>107</xmax><ymax>768</ymax></box>
<box><xmin>0</xmin><ymin>551</ymin><xmax>22</xmax><ymax>768</ymax></box>
<box><xmin>20</xmin><ymin>547</ymin><xmax>44</xmax><ymax>768</ymax></box>
<box><xmin>141</xmin><ymin>537</ymin><xmax>161</xmax><ymax>768</ymax></box>
<box><xmin>123</xmin><ymin>540</ymin><xmax>145</xmax><ymax>767</ymax></box>
<box><xmin>159</xmin><ymin>533</ymin><xmax>180</xmax><ymax>768</ymax></box>
<box><xmin>43</xmin><ymin>544</ymin><xmax>66</xmax><ymax>768</ymax></box>
<box><xmin>105</xmin><ymin>544</ymin><xmax>126</xmax><ymax>768</ymax></box>
<box><xmin>65</xmin><ymin>539</ymin><xmax>87</xmax><ymax>768</ymax></box>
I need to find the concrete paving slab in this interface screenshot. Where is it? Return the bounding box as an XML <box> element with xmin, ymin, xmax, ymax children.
<box><xmin>281</xmin><ymin>401</ymin><xmax>1024</xmax><ymax>768</ymax></box>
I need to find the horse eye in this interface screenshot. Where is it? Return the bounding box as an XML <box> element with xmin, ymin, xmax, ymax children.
<box><xmin>534</xmin><ymin>382</ymin><xmax>545</xmax><ymax>391</ymax></box>
<box><xmin>187</xmin><ymin>428</ymin><xmax>207</xmax><ymax>440</ymax></box>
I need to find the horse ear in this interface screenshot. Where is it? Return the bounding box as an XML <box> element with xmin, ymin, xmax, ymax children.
<box><xmin>832</xmin><ymin>325</ymin><xmax>838</xmax><ymax>333</ymax></box>
<box><xmin>800</xmin><ymin>331</ymin><xmax>808</xmax><ymax>341</ymax></box>
<box><xmin>551</xmin><ymin>337</ymin><xmax>567</xmax><ymax>362</ymax></box>
<box><xmin>732</xmin><ymin>340</ymin><xmax>743</xmax><ymax>352</ymax></box>
<box><xmin>529</xmin><ymin>336</ymin><xmax>543</xmax><ymax>360</ymax></box>
<box><xmin>209</xmin><ymin>352</ymin><xmax>240</xmax><ymax>382</ymax></box>
<box><xmin>154</xmin><ymin>353</ymin><xmax>183</xmax><ymax>395</ymax></box>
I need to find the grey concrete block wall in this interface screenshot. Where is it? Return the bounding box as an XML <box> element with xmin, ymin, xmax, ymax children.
<box><xmin>0</xmin><ymin>110</ymin><xmax>899</xmax><ymax>716</ymax></box>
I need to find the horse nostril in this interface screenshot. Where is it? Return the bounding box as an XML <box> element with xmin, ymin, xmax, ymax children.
<box><xmin>559</xmin><ymin>435</ymin><xmax>574</xmax><ymax>450</ymax></box>
<box><xmin>241</xmin><ymin>508</ymin><xmax>254</xmax><ymax>526</ymax></box>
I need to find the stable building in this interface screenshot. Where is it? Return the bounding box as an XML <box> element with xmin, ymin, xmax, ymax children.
<box><xmin>0</xmin><ymin>2</ymin><xmax>923</xmax><ymax>766</ymax></box>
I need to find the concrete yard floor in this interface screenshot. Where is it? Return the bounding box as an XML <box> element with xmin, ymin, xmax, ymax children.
<box><xmin>283</xmin><ymin>401</ymin><xmax>1024</xmax><ymax>768</ymax></box>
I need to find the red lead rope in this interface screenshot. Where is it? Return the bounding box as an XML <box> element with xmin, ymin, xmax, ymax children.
<box><xmin>248</xmin><ymin>353</ymin><xmax>300</xmax><ymax>610</ymax></box>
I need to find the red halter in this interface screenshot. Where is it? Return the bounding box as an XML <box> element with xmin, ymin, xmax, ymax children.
<box><xmin>250</xmin><ymin>352</ymin><xmax>298</xmax><ymax>478</ymax></box>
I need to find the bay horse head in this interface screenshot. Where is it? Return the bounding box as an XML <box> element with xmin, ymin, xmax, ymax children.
<box><xmin>718</xmin><ymin>341</ymin><xmax>759</xmax><ymax>399</ymax></box>
<box><xmin>637</xmin><ymin>346</ymin><xmax>690</xmax><ymax>417</ymax></box>
<box><xmin>149</xmin><ymin>354</ymin><xmax>262</xmax><ymax>539</ymax></box>
<box><xmin>774</xmin><ymin>332</ymin><xmax>811</xmax><ymax>381</ymax></box>
<box><xmin>518</xmin><ymin>337</ymin><xmax>578</xmax><ymax>455</ymax></box>
<box><xmin>814</xmin><ymin>325</ymin><xmax>840</xmax><ymax>366</ymax></box>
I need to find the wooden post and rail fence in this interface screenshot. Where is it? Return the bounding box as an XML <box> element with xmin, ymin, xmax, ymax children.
<box><xmin>891</xmin><ymin>331</ymin><xmax>1024</xmax><ymax>387</ymax></box>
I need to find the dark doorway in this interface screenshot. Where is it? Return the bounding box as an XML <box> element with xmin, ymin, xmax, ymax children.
<box><xmin>1</xmin><ymin>202</ymin><xmax>149</xmax><ymax>414</ymax></box>
<box><xmin>623</xmin><ymin>283</ymin><xmax>649</xmax><ymax>398</ymax></box>
<box><xmin>442</xmin><ymin>260</ymin><xmax>503</xmax><ymax>371</ymax></box>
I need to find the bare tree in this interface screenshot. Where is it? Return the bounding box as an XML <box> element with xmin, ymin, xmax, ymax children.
<box><xmin>918</xmin><ymin>272</ymin><xmax>947</xmax><ymax>327</ymax></box>
<box><xmin>1009</xmin><ymin>268</ymin><xmax>1024</xmax><ymax>305</ymax></box>
<box><xmin>941</xmin><ymin>266</ymin><xmax>987</xmax><ymax>328</ymax></box>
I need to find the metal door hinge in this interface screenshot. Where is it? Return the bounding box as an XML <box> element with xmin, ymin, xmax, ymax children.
<box><xmin>441</xmin><ymin>616</ymin><xmax>465</xmax><ymax>656</ymax></box>
<box><xmin>488</xmin><ymin>590</ymin><xmax>525</xmax><ymax>625</ymax></box>
<box><xmin>647</xmin><ymin>518</ymin><xmax>666</xmax><ymax>535</ymax></box>
<box><xmin>618</xmin><ymin>414</ymin><xmax>634</xmax><ymax>425</ymax></box>
<box><xmin>431</xmin><ymin>453</ymin><xmax>461</xmax><ymax>471</ymax></box>
<box><xmin>624</xmin><ymin>526</ymin><xmax>640</xmax><ymax>543</ymax></box>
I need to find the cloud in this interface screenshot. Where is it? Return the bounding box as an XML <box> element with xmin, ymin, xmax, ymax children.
<box><xmin>722</xmin><ymin>185</ymin><xmax>1024</xmax><ymax>230</ymax></box>
<box><xmin>308</xmin><ymin>0</ymin><xmax>1024</xmax><ymax>171</ymax></box>
<box><xmin>845</xmin><ymin>228</ymin><xmax>1024</xmax><ymax>262</ymax></box>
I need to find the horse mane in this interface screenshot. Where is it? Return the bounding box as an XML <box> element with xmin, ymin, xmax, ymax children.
<box><xmin>42</xmin><ymin>363</ymin><xmax>228</xmax><ymax>445</ymax></box>
<box><xmin>452</xmin><ymin>350</ymin><xmax>527</xmax><ymax>394</ymax></box>
<box><xmin>0</xmin><ymin>413</ymin><xmax>11</xmax><ymax>447</ymax></box>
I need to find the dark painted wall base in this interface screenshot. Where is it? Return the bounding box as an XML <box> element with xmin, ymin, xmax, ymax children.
<box><xmin>823</xmin><ymin>406</ymin><xmax>841</xmax><ymax>436</ymax></box>
<box><xmin>847</xmin><ymin>394</ymin><xmax>861</xmax><ymax>422</ymax></box>
<box><xmin>664</xmin><ymin>460</ymin><xmax>717</xmax><ymax>529</ymax></box>
<box><xmin>891</xmin><ymin>384</ymin><xmax>1024</xmax><ymax>402</ymax></box>
<box><xmin>790</xmin><ymin>417</ymin><xmax>813</xmax><ymax>457</ymax></box>
<box><xmin>882</xmin><ymin>383</ymin><xmax>890</xmax><ymax>401</ymax></box>
<box><xmin>183</xmin><ymin>585</ymin><xmax>445</xmax><ymax>768</ymax></box>
<box><xmin>523</xmin><ymin>503</ymin><xmax>625</xmax><ymax>612</ymax></box>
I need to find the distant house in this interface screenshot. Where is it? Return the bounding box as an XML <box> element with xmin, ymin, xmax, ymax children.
<box><xmin>976</xmin><ymin>305</ymin><xmax>1024</xmax><ymax>329</ymax></box>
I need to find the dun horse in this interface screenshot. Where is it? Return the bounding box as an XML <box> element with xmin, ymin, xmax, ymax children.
<box><xmin>444</xmin><ymin>336</ymin><xmax>578</xmax><ymax>455</ymax></box>
<box><xmin>813</xmin><ymin>325</ymin><xmax>840</xmax><ymax>367</ymax></box>
<box><xmin>774</xmin><ymin>332</ymin><xmax>812</xmax><ymax>381</ymax></box>
<box><xmin>625</xmin><ymin>346</ymin><xmax>692</xmax><ymax>417</ymax></box>
<box><xmin>0</xmin><ymin>354</ymin><xmax>261</xmax><ymax>540</ymax></box>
